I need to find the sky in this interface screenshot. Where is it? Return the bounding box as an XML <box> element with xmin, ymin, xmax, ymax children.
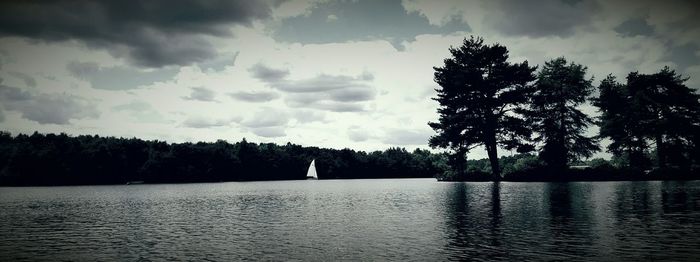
<box><xmin>0</xmin><ymin>0</ymin><xmax>699</xmax><ymax>160</ymax></box>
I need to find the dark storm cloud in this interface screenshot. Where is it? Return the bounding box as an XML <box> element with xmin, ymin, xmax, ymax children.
<box><xmin>117</xmin><ymin>35</ymin><xmax>217</xmax><ymax>67</ymax></box>
<box><xmin>0</xmin><ymin>1</ymin><xmax>275</xmax><ymax>67</ymax></box>
<box><xmin>484</xmin><ymin>0</ymin><xmax>598</xmax><ymax>38</ymax></box>
<box><xmin>183</xmin><ymin>87</ymin><xmax>217</xmax><ymax>102</ymax></box>
<box><xmin>560</xmin><ymin>0</ymin><xmax>583</xmax><ymax>5</ymax></box>
<box><xmin>229</xmin><ymin>91</ymin><xmax>280</xmax><ymax>102</ymax></box>
<box><xmin>0</xmin><ymin>83</ymin><xmax>32</xmax><ymax>101</ymax></box>
<box><xmin>664</xmin><ymin>43</ymin><xmax>700</xmax><ymax>71</ymax></box>
<box><xmin>0</xmin><ymin>84</ymin><xmax>99</xmax><ymax>125</ymax></box>
<box><xmin>248</xmin><ymin>63</ymin><xmax>290</xmax><ymax>83</ymax></box>
<box><xmin>66</xmin><ymin>61</ymin><xmax>100</xmax><ymax>78</ymax></box>
<box><xmin>273</xmin><ymin>0</ymin><xmax>469</xmax><ymax>50</ymax></box>
<box><xmin>0</xmin><ymin>49</ymin><xmax>8</xmax><ymax>70</ymax></box>
<box><xmin>197</xmin><ymin>52</ymin><xmax>239</xmax><ymax>72</ymax></box>
<box><xmin>8</xmin><ymin>71</ymin><xmax>37</xmax><ymax>87</ymax></box>
<box><xmin>614</xmin><ymin>17</ymin><xmax>654</xmax><ymax>37</ymax></box>
<box><xmin>67</xmin><ymin>61</ymin><xmax>178</xmax><ymax>90</ymax></box>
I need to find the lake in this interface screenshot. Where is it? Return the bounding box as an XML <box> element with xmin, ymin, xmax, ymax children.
<box><xmin>1</xmin><ymin>179</ymin><xmax>699</xmax><ymax>261</ymax></box>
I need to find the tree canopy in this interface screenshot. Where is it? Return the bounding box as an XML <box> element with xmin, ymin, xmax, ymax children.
<box><xmin>594</xmin><ymin>75</ymin><xmax>650</xmax><ymax>168</ymax></box>
<box><xmin>594</xmin><ymin>67</ymin><xmax>700</xmax><ymax>169</ymax></box>
<box><xmin>529</xmin><ymin>57</ymin><xmax>598</xmax><ymax>170</ymax></box>
<box><xmin>0</xmin><ymin>131</ymin><xmax>444</xmax><ymax>186</ymax></box>
<box><xmin>429</xmin><ymin>36</ymin><xmax>537</xmax><ymax>180</ymax></box>
<box><xmin>431</xmin><ymin>36</ymin><xmax>699</xmax><ymax>179</ymax></box>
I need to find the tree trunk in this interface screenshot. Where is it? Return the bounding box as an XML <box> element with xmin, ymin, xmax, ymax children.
<box><xmin>626</xmin><ymin>146</ymin><xmax>634</xmax><ymax>168</ymax></box>
<box><xmin>484</xmin><ymin>112</ymin><xmax>500</xmax><ymax>181</ymax></box>
<box><xmin>656</xmin><ymin>133</ymin><xmax>665</xmax><ymax>168</ymax></box>
<box><xmin>557</xmin><ymin>101</ymin><xmax>568</xmax><ymax>170</ymax></box>
<box><xmin>455</xmin><ymin>148</ymin><xmax>467</xmax><ymax>177</ymax></box>
<box><xmin>486</xmin><ymin>141</ymin><xmax>500</xmax><ymax>181</ymax></box>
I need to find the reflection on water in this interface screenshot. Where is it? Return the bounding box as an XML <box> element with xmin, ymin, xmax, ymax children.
<box><xmin>1</xmin><ymin>179</ymin><xmax>699</xmax><ymax>261</ymax></box>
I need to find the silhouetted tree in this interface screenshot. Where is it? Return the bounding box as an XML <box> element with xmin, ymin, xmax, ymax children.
<box><xmin>595</xmin><ymin>68</ymin><xmax>700</xmax><ymax>169</ymax></box>
<box><xmin>691</xmin><ymin>131</ymin><xmax>700</xmax><ymax>167</ymax></box>
<box><xmin>627</xmin><ymin>67</ymin><xmax>700</xmax><ymax>168</ymax></box>
<box><xmin>528</xmin><ymin>57</ymin><xmax>598</xmax><ymax>170</ymax></box>
<box><xmin>429</xmin><ymin>36</ymin><xmax>536</xmax><ymax>180</ymax></box>
<box><xmin>594</xmin><ymin>75</ymin><xmax>649</xmax><ymax>168</ymax></box>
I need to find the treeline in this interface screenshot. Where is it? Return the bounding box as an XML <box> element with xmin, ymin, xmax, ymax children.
<box><xmin>0</xmin><ymin>131</ymin><xmax>444</xmax><ymax>186</ymax></box>
<box><xmin>453</xmin><ymin>153</ymin><xmax>698</xmax><ymax>182</ymax></box>
<box><xmin>430</xmin><ymin>36</ymin><xmax>700</xmax><ymax>181</ymax></box>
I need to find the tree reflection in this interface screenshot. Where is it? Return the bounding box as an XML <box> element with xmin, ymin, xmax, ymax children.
<box><xmin>545</xmin><ymin>183</ymin><xmax>595</xmax><ymax>258</ymax></box>
<box><xmin>489</xmin><ymin>182</ymin><xmax>503</xmax><ymax>253</ymax></box>
<box><xmin>662</xmin><ymin>181</ymin><xmax>694</xmax><ymax>215</ymax></box>
<box><xmin>441</xmin><ymin>182</ymin><xmax>504</xmax><ymax>260</ymax></box>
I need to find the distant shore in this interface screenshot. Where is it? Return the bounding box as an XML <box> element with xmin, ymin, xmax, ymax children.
<box><xmin>0</xmin><ymin>131</ymin><xmax>438</xmax><ymax>186</ymax></box>
<box><xmin>1</xmin><ymin>131</ymin><xmax>698</xmax><ymax>187</ymax></box>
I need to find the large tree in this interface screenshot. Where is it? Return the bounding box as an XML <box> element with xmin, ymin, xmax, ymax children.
<box><xmin>595</xmin><ymin>68</ymin><xmax>700</xmax><ymax>169</ymax></box>
<box><xmin>627</xmin><ymin>67</ymin><xmax>700</xmax><ymax>168</ymax></box>
<box><xmin>593</xmin><ymin>75</ymin><xmax>649</xmax><ymax>167</ymax></box>
<box><xmin>528</xmin><ymin>57</ymin><xmax>598</xmax><ymax>170</ymax></box>
<box><xmin>429</xmin><ymin>37</ymin><xmax>536</xmax><ymax>180</ymax></box>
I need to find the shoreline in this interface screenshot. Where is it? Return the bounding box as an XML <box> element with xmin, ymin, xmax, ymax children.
<box><xmin>2</xmin><ymin>175</ymin><xmax>699</xmax><ymax>187</ymax></box>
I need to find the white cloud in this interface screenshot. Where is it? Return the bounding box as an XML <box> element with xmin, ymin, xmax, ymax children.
<box><xmin>240</xmin><ymin>108</ymin><xmax>289</xmax><ymax>128</ymax></box>
<box><xmin>251</xmin><ymin>126</ymin><xmax>287</xmax><ymax>138</ymax></box>
<box><xmin>348</xmin><ymin>125</ymin><xmax>371</xmax><ymax>142</ymax></box>
<box><xmin>183</xmin><ymin>87</ymin><xmax>217</xmax><ymax>102</ymax></box>
<box><xmin>182</xmin><ymin>116</ymin><xmax>234</xmax><ymax>129</ymax></box>
<box><xmin>229</xmin><ymin>91</ymin><xmax>280</xmax><ymax>102</ymax></box>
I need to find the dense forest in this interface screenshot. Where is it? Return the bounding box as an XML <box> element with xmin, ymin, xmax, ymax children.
<box><xmin>0</xmin><ymin>131</ymin><xmax>446</xmax><ymax>186</ymax></box>
<box><xmin>0</xmin><ymin>129</ymin><xmax>696</xmax><ymax>186</ymax></box>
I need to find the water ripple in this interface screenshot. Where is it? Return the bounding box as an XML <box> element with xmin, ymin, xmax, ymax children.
<box><xmin>1</xmin><ymin>180</ymin><xmax>699</xmax><ymax>261</ymax></box>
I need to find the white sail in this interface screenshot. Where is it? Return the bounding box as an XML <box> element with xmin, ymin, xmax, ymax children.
<box><xmin>306</xmin><ymin>159</ymin><xmax>318</xmax><ymax>179</ymax></box>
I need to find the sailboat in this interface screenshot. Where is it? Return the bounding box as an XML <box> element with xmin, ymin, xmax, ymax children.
<box><xmin>306</xmin><ymin>159</ymin><xmax>318</xmax><ymax>180</ymax></box>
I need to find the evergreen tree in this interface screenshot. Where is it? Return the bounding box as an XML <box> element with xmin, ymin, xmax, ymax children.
<box><xmin>429</xmin><ymin>36</ymin><xmax>537</xmax><ymax>180</ymax></box>
<box><xmin>529</xmin><ymin>57</ymin><xmax>598</xmax><ymax>170</ymax></box>
<box><xmin>627</xmin><ymin>67</ymin><xmax>700</xmax><ymax>168</ymax></box>
<box><xmin>595</xmin><ymin>68</ymin><xmax>700</xmax><ymax>169</ymax></box>
<box><xmin>593</xmin><ymin>75</ymin><xmax>649</xmax><ymax>167</ymax></box>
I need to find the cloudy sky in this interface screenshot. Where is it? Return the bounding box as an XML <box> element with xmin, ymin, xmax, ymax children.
<box><xmin>0</xmin><ymin>0</ymin><xmax>699</xmax><ymax>159</ymax></box>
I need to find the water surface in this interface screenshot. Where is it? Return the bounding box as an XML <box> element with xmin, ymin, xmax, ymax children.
<box><xmin>1</xmin><ymin>179</ymin><xmax>699</xmax><ymax>261</ymax></box>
